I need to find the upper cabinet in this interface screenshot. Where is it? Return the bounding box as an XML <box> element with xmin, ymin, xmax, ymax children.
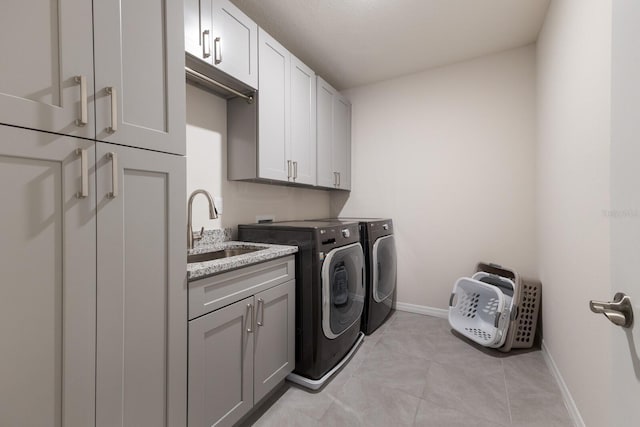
<box><xmin>94</xmin><ymin>0</ymin><xmax>186</xmax><ymax>155</ymax></box>
<box><xmin>0</xmin><ymin>0</ymin><xmax>186</xmax><ymax>156</ymax></box>
<box><xmin>185</xmin><ymin>0</ymin><xmax>258</xmax><ymax>89</ymax></box>
<box><xmin>228</xmin><ymin>28</ymin><xmax>316</xmax><ymax>186</ymax></box>
<box><xmin>317</xmin><ymin>77</ymin><xmax>352</xmax><ymax>190</ymax></box>
<box><xmin>0</xmin><ymin>0</ymin><xmax>95</xmax><ymax>139</ymax></box>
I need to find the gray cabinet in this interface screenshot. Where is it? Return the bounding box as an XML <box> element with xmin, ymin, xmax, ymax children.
<box><xmin>1</xmin><ymin>1</ymin><xmax>185</xmax><ymax>155</ymax></box>
<box><xmin>189</xmin><ymin>296</ymin><xmax>254</xmax><ymax>427</ymax></box>
<box><xmin>0</xmin><ymin>0</ymin><xmax>95</xmax><ymax>139</ymax></box>
<box><xmin>228</xmin><ymin>28</ymin><xmax>316</xmax><ymax>185</ymax></box>
<box><xmin>185</xmin><ymin>0</ymin><xmax>258</xmax><ymax>89</ymax></box>
<box><xmin>254</xmin><ymin>280</ymin><xmax>296</xmax><ymax>402</ymax></box>
<box><xmin>188</xmin><ymin>256</ymin><xmax>296</xmax><ymax>427</ymax></box>
<box><xmin>316</xmin><ymin>77</ymin><xmax>352</xmax><ymax>190</ymax></box>
<box><xmin>96</xmin><ymin>143</ymin><xmax>187</xmax><ymax>427</ymax></box>
<box><xmin>93</xmin><ymin>0</ymin><xmax>186</xmax><ymax>155</ymax></box>
<box><xmin>0</xmin><ymin>126</ymin><xmax>188</xmax><ymax>427</ymax></box>
<box><xmin>0</xmin><ymin>124</ymin><xmax>96</xmax><ymax>427</ymax></box>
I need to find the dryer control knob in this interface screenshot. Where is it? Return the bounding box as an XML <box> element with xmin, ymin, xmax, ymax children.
<box><xmin>383</xmin><ymin>224</ymin><xmax>389</xmax><ymax>230</ymax></box>
<box><xmin>342</xmin><ymin>229</ymin><xmax>350</xmax><ymax>238</ymax></box>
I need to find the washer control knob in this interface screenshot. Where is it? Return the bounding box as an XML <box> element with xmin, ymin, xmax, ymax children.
<box><xmin>342</xmin><ymin>229</ymin><xmax>350</xmax><ymax>238</ymax></box>
<box><xmin>382</xmin><ymin>224</ymin><xmax>389</xmax><ymax>230</ymax></box>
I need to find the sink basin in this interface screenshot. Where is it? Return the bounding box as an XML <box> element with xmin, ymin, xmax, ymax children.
<box><xmin>188</xmin><ymin>247</ymin><xmax>262</xmax><ymax>263</ymax></box>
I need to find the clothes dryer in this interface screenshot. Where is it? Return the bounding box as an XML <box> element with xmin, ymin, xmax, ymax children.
<box><xmin>238</xmin><ymin>220</ymin><xmax>365</xmax><ymax>389</ymax></box>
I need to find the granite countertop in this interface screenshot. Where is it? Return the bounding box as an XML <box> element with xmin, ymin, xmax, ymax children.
<box><xmin>187</xmin><ymin>229</ymin><xmax>297</xmax><ymax>281</ymax></box>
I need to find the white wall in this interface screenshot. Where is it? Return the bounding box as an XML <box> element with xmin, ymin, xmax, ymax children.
<box><xmin>332</xmin><ymin>46</ymin><xmax>538</xmax><ymax>310</ymax></box>
<box><xmin>186</xmin><ymin>83</ymin><xmax>330</xmax><ymax>235</ymax></box>
<box><xmin>536</xmin><ymin>0</ymin><xmax>612</xmax><ymax>425</ymax></box>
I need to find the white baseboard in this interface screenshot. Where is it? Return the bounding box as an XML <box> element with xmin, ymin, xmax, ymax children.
<box><xmin>541</xmin><ymin>340</ymin><xmax>585</xmax><ymax>427</ymax></box>
<box><xmin>393</xmin><ymin>302</ymin><xmax>448</xmax><ymax>319</ymax></box>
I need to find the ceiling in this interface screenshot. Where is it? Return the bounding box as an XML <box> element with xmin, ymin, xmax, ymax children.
<box><xmin>231</xmin><ymin>0</ymin><xmax>551</xmax><ymax>90</ymax></box>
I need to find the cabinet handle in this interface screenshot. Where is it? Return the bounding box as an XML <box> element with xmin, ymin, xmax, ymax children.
<box><xmin>338</xmin><ymin>172</ymin><xmax>341</xmax><ymax>187</ymax></box>
<box><xmin>333</xmin><ymin>172</ymin><xmax>338</xmax><ymax>187</ymax></box>
<box><xmin>75</xmin><ymin>148</ymin><xmax>89</xmax><ymax>199</ymax></box>
<box><xmin>287</xmin><ymin>160</ymin><xmax>292</xmax><ymax>180</ymax></box>
<box><xmin>105</xmin><ymin>87</ymin><xmax>117</xmax><ymax>133</ymax></box>
<box><xmin>214</xmin><ymin>37</ymin><xmax>222</xmax><ymax>65</ymax></box>
<box><xmin>257</xmin><ymin>298</ymin><xmax>264</xmax><ymax>326</ymax></box>
<box><xmin>107</xmin><ymin>152</ymin><xmax>118</xmax><ymax>199</ymax></box>
<box><xmin>246</xmin><ymin>303</ymin><xmax>254</xmax><ymax>333</ymax></box>
<box><xmin>202</xmin><ymin>30</ymin><xmax>211</xmax><ymax>58</ymax></box>
<box><xmin>74</xmin><ymin>75</ymin><xmax>88</xmax><ymax>127</ymax></box>
<box><xmin>293</xmin><ymin>161</ymin><xmax>298</xmax><ymax>180</ymax></box>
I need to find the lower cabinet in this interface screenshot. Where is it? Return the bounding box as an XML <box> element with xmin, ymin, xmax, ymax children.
<box><xmin>0</xmin><ymin>124</ymin><xmax>187</xmax><ymax>427</ymax></box>
<box><xmin>188</xmin><ymin>267</ymin><xmax>295</xmax><ymax>427</ymax></box>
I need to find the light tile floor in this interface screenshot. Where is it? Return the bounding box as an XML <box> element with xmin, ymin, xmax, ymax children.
<box><xmin>245</xmin><ymin>311</ymin><xmax>573</xmax><ymax>427</ymax></box>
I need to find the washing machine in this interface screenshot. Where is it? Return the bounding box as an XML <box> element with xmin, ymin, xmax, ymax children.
<box><xmin>312</xmin><ymin>218</ymin><xmax>397</xmax><ymax>335</ymax></box>
<box><xmin>238</xmin><ymin>220</ymin><xmax>365</xmax><ymax>390</ymax></box>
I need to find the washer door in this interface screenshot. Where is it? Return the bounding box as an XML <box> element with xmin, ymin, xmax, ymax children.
<box><xmin>322</xmin><ymin>242</ymin><xmax>365</xmax><ymax>339</ymax></box>
<box><xmin>372</xmin><ymin>235</ymin><xmax>397</xmax><ymax>303</ymax></box>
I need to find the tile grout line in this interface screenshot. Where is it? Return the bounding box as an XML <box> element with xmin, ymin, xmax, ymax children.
<box><xmin>501</xmin><ymin>359</ymin><xmax>514</xmax><ymax>425</ymax></box>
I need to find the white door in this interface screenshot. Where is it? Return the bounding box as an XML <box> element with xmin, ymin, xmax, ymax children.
<box><xmin>258</xmin><ymin>28</ymin><xmax>290</xmax><ymax>182</ymax></box>
<box><xmin>212</xmin><ymin>0</ymin><xmax>258</xmax><ymax>89</ymax></box>
<box><xmin>0</xmin><ymin>0</ymin><xmax>94</xmax><ymax>139</ymax></box>
<box><xmin>333</xmin><ymin>93</ymin><xmax>352</xmax><ymax>190</ymax></box>
<box><xmin>93</xmin><ymin>0</ymin><xmax>186</xmax><ymax>155</ymax></box>
<box><xmin>606</xmin><ymin>1</ymin><xmax>640</xmax><ymax>425</ymax></box>
<box><xmin>316</xmin><ymin>77</ymin><xmax>336</xmax><ymax>188</ymax></box>
<box><xmin>290</xmin><ymin>55</ymin><xmax>317</xmax><ymax>185</ymax></box>
<box><xmin>95</xmin><ymin>143</ymin><xmax>186</xmax><ymax>427</ymax></box>
<box><xmin>0</xmin><ymin>125</ymin><xmax>96</xmax><ymax>427</ymax></box>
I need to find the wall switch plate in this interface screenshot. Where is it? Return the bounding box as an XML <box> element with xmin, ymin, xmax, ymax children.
<box><xmin>256</xmin><ymin>214</ymin><xmax>275</xmax><ymax>223</ymax></box>
<box><xmin>214</xmin><ymin>196</ymin><xmax>223</xmax><ymax>215</ymax></box>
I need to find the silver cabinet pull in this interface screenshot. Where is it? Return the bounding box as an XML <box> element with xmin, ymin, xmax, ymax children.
<box><xmin>202</xmin><ymin>30</ymin><xmax>211</xmax><ymax>58</ymax></box>
<box><xmin>75</xmin><ymin>148</ymin><xmax>89</xmax><ymax>198</ymax></box>
<box><xmin>590</xmin><ymin>292</ymin><xmax>634</xmax><ymax>328</ymax></box>
<box><xmin>287</xmin><ymin>160</ymin><xmax>292</xmax><ymax>180</ymax></box>
<box><xmin>105</xmin><ymin>87</ymin><xmax>117</xmax><ymax>133</ymax></box>
<box><xmin>107</xmin><ymin>152</ymin><xmax>118</xmax><ymax>199</ymax></box>
<box><xmin>338</xmin><ymin>172</ymin><xmax>341</xmax><ymax>187</ymax></box>
<box><xmin>214</xmin><ymin>37</ymin><xmax>222</xmax><ymax>65</ymax></box>
<box><xmin>333</xmin><ymin>172</ymin><xmax>338</xmax><ymax>187</ymax></box>
<box><xmin>246</xmin><ymin>303</ymin><xmax>254</xmax><ymax>333</ymax></box>
<box><xmin>257</xmin><ymin>298</ymin><xmax>264</xmax><ymax>326</ymax></box>
<box><xmin>74</xmin><ymin>75</ymin><xmax>88</xmax><ymax>127</ymax></box>
<box><xmin>293</xmin><ymin>161</ymin><xmax>298</xmax><ymax>180</ymax></box>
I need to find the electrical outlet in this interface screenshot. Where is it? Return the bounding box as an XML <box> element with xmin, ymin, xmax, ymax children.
<box><xmin>214</xmin><ymin>196</ymin><xmax>223</xmax><ymax>215</ymax></box>
<box><xmin>256</xmin><ymin>214</ymin><xmax>275</xmax><ymax>223</ymax></box>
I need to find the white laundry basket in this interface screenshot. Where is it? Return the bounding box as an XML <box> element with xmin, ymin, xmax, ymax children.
<box><xmin>448</xmin><ymin>275</ymin><xmax>515</xmax><ymax>348</ymax></box>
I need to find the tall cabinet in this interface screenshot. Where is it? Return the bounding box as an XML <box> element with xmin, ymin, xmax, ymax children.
<box><xmin>0</xmin><ymin>2</ymin><xmax>187</xmax><ymax>426</ymax></box>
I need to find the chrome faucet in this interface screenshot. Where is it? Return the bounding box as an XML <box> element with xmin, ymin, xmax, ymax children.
<box><xmin>187</xmin><ymin>189</ymin><xmax>219</xmax><ymax>250</ymax></box>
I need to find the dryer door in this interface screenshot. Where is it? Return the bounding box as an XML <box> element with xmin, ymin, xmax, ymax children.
<box><xmin>372</xmin><ymin>235</ymin><xmax>397</xmax><ymax>303</ymax></box>
<box><xmin>321</xmin><ymin>242</ymin><xmax>365</xmax><ymax>339</ymax></box>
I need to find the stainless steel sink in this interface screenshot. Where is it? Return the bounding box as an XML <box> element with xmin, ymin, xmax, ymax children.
<box><xmin>187</xmin><ymin>247</ymin><xmax>262</xmax><ymax>263</ymax></box>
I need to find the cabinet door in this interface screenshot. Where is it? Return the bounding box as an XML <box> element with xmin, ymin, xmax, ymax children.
<box><xmin>185</xmin><ymin>0</ymin><xmax>213</xmax><ymax>62</ymax></box>
<box><xmin>316</xmin><ymin>77</ymin><xmax>336</xmax><ymax>188</ymax></box>
<box><xmin>0</xmin><ymin>125</ymin><xmax>96</xmax><ymax>427</ymax></box>
<box><xmin>96</xmin><ymin>143</ymin><xmax>187</xmax><ymax>427</ymax></box>
<box><xmin>290</xmin><ymin>56</ymin><xmax>317</xmax><ymax>186</ymax></box>
<box><xmin>94</xmin><ymin>0</ymin><xmax>186</xmax><ymax>155</ymax></box>
<box><xmin>0</xmin><ymin>0</ymin><xmax>94</xmax><ymax>139</ymax></box>
<box><xmin>333</xmin><ymin>94</ymin><xmax>352</xmax><ymax>190</ymax></box>
<box><xmin>254</xmin><ymin>280</ymin><xmax>296</xmax><ymax>403</ymax></box>
<box><xmin>189</xmin><ymin>297</ymin><xmax>254</xmax><ymax>427</ymax></box>
<box><xmin>258</xmin><ymin>28</ymin><xmax>291</xmax><ymax>182</ymax></box>
<box><xmin>212</xmin><ymin>0</ymin><xmax>258</xmax><ymax>89</ymax></box>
